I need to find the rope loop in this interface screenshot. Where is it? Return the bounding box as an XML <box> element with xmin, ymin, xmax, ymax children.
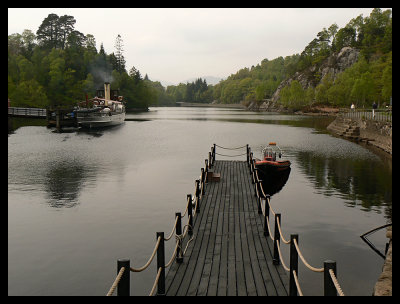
<box><xmin>130</xmin><ymin>236</ymin><xmax>161</xmax><ymax>272</ymax></box>
<box><xmin>293</xmin><ymin>239</ymin><xmax>324</xmax><ymax>272</ymax></box>
<box><xmin>106</xmin><ymin>266</ymin><xmax>125</xmax><ymax>296</ymax></box>
<box><xmin>329</xmin><ymin>269</ymin><xmax>345</xmax><ymax>296</ymax></box>
<box><xmin>215</xmin><ymin>144</ymin><xmax>247</xmax><ymax>150</ymax></box>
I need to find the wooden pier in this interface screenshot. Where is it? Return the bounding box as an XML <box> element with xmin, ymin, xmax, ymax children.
<box><xmin>8</xmin><ymin>106</ymin><xmax>78</xmax><ymax>131</ymax></box>
<box><xmin>164</xmin><ymin>159</ymin><xmax>288</xmax><ymax>296</ymax></box>
<box><xmin>108</xmin><ymin>145</ymin><xmax>344</xmax><ymax>296</ymax></box>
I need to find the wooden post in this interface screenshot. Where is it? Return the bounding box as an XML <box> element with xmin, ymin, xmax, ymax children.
<box><xmin>324</xmin><ymin>260</ymin><xmax>337</xmax><ymax>296</ymax></box>
<box><xmin>175</xmin><ymin>213</ymin><xmax>183</xmax><ymax>263</ymax></box>
<box><xmin>213</xmin><ymin>143</ymin><xmax>216</xmax><ymax>164</ymax></box>
<box><xmin>289</xmin><ymin>234</ymin><xmax>299</xmax><ymax>296</ymax></box>
<box><xmin>273</xmin><ymin>213</ymin><xmax>281</xmax><ymax>265</ymax></box>
<box><xmin>246</xmin><ymin>144</ymin><xmax>249</xmax><ymax>164</ymax></box>
<box><xmin>156</xmin><ymin>232</ymin><xmax>165</xmax><ymax>296</ymax></box>
<box><xmin>264</xmin><ymin>195</ymin><xmax>270</xmax><ymax>237</ymax></box>
<box><xmin>200</xmin><ymin>168</ymin><xmax>205</xmax><ymax>195</ymax></box>
<box><xmin>195</xmin><ymin>179</ymin><xmax>200</xmax><ymax>213</ymax></box>
<box><xmin>257</xmin><ymin>180</ymin><xmax>263</xmax><ymax>214</ymax></box>
<box><xmin>187</xmin><ymin>194</ymin><xmax>193</xmax><ymax>236</ymax></box>
<box><xmin>117</xmin><ymin>259</ymin><xmax>130</xmax><ymax>296</ymax></box>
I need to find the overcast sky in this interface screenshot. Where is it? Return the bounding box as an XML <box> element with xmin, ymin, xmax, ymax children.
<box><xmin>8</xmin><ymin>8</ymin><xmax>379</xmax><ymax>86</ymax></box>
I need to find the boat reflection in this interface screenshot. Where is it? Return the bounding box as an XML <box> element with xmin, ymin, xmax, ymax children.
<box><xmin>258</xmin><ymin>167</ymin><xmax>291</xmax><ymax>197</ymax></box>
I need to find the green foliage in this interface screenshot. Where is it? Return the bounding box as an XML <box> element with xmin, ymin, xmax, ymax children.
<box><xmin>8</xmin><ymin>13</ymin><xmax>151</xmax><ymax>110</ymax></box>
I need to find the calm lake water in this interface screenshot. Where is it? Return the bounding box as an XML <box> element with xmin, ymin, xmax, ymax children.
<box><xmin>8</xmin><ymin>107</ymin><xmax>392</xmax><ymax>296</ymax></box>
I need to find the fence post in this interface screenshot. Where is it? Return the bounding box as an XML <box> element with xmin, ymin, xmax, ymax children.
<box><xmin>175</xmin><ymin>213</ymin><xmax>183</xmax><ymax>263</ymax></box>
<box><xmin>156</xmin><ymin>232</ymin><xmax>166</xmax><ymax>296</ymax></box>
<box><xmin>213</xmin><ymin>143</ymin><xmax>216</xmax><ymax>164</ymax></box>
<box><xmin>289</xmin><ymin>234</ymin><xmax>299</xmax><ymax>296</ymax></box>
<box><xmin>187</xmin><ymin>194</ymin><xmax>193</xmax><ymax>236</ymax></box>
<box><xmin>324</xmin><ymin>260</ymin><xmax>337</xmax><ymax>296</ymax></box>
<box><xmin>257</xmin><ymin>180</ymin><xmax>263</xmax><ymax>214</ymax></box>
<box><xmin>273</xmin><ymin>213</ymin><xmax>281</xmax><ymax>265</ymax></box>
<box><xmin>117</xmin><ymin>259</ymin><xmax>130</xmax><ymax>296</ymax></box>
<box><xmin>195</xmin><ymin>179</ymin><xmax>200</xmax><ymax>213</ymax></box>
<box><xmin>201</xmin><ymin>168</ymin><xmax>205</xmax><ymax>195</ymax></box>
<box><xmin>264</xmin><ymin>195</ymin><xmax>270</xmax><ymax>237</ymax></box>
<box><xmin>246</xmin><ymin>144</ymin><xmax>248</xmax><ymax>162</ymax></box>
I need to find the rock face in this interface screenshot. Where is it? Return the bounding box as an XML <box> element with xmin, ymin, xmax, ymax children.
<box><xmin>270</xmin><ymin>47</ymin><xmax>360</xmax><ymax>103</ymax></box>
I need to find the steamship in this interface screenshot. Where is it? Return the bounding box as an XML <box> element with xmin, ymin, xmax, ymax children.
<box><xmin>75</xmin><ymin>82</ymin><xmax>126</xmax><ymax>128</ymax></box>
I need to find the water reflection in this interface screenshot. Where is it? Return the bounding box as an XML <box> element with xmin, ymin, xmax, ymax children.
<box><xmin>44</xmin><ymin>162</ymin><xmax>86</xmax><ymax>208</ymax></box>
<box><xmin>295</xmin><ymin>151</ymin><xmax>392</xmax><ymax>220</ymax></box>
<box><xmin>259</xmin><ymin>167</ymin><xmax>291</xmax><ymax>197</ymax></box>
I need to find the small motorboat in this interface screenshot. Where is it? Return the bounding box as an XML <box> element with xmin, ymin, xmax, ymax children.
<box><xmin>255</xmin><ymin>142</ymin><xmax>291</xmax><ymax>171</ymax></box>
<box><xmin>255</xmin><ymin>142</ymin><xmax>291</xmax><ymax>196</ymax></box>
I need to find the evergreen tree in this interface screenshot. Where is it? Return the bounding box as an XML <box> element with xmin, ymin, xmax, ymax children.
<box><xmin>114</xmin><ymin>34</ymin><xmax>126</xmax><ymax>73</ymax></box>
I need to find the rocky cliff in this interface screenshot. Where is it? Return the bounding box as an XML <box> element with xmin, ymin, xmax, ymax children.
<box><xmin>270</xmin><ymin>47</ymin><xmax>360</xmax><ymax>103</ymax></box>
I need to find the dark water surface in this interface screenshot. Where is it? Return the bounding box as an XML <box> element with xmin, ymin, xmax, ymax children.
<box><xmin>8</xmin><ymin>107</ymin><xmax>391</xmax><ymax>296</ymax></box>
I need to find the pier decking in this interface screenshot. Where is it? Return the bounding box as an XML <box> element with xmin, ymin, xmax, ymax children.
<box><xmin>164</xmin><ymin>160</ymin><xmax>288</xmax><ymax>296</ymax></box>
<box><xmin>108</xmin><ymin>145</ymin><xmax>344</xmax><ymax>296</ymax></box>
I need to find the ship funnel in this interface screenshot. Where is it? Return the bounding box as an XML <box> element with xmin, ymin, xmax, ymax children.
<box><xmin>104</xmin><ymin>82</ymin><xmax>111</xmax><ymax>105</ymax></box>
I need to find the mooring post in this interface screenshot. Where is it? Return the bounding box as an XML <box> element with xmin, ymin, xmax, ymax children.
<box><xmin>195</xmin><ymin>179</ymin><xmax>200</xmax><ymax>213</ymax></box>
<box><xmin>257</xmin><ymin>180</ymin><xmax>263</xmax><ymax>214</ymax></box>
<box><xmin>205</xmin><ymin>159</ymin><xmax>209</xmax><ymax>172</ymax></box>
<box><xmin>201</xmin><ymin>168</ymin><xmax>205</xmax><ymax>195</ymax></box>
<box><xmin>324</xmin><ymin>260</ymin><xmax>337</xmax><ymax>296</ymax></box>
<box><xmin>273</xmin><ymin>213</ymin><xmax>281</xmax><ymax>265</ymax></box>
<box><xmin>208</xmin><ymin>152</ymin><xmax>212</xmax><ymax>169</ymax></box>
<box><xmin>175</xmin><ymin>213</ymin><xmax>183</xmax><ymax>263</ymax></box>
<box><xmin>246</xmin><ymin>144</ymin><xmax>249</xmax><ymax>164</ymax></box>
<box><xmin>187</xmin><ymin>194</ymin><xmax>193</xmax><ymax>236</ymax></box>
<box><xmin>289</xmin><ymin>234</ymin><xmax>299</xmax><ymax>296</ymax></box>
<box><xmin>156</xmin><ymin>232</ymin><xmax>165</xmax><ymax>296</ymax></box>
<box><xmin>213</xmin><ymin>143</ymin><xmax>216</xmax><ymax>164</ymax></box>
<box><xmin>117</xmin><ymin>259</ymin><xmax>130</xmax><ymax>296</ymax></box>
<box><xmin>264</xmin><ymin>195</ymin><xmax>270</xmax><ymax>237</ymax></box>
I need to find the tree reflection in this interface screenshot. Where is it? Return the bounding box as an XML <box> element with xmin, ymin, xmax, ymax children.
<box><xmin>295</xmin><ymin>151</ymin><xmax>392</xmax><ymax>220</ymax></box>
<box><xmin>44</xmin><ymin>162</ymin><xmax>87</xmax><ymax>208</ymax></box>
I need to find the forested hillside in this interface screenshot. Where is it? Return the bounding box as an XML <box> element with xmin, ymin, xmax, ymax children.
<box><xmin>8</xmin><ymin>9</ymin><xmax>391</xmax><ymax>110</ymax></box>
<box><xmin>8</xmin><ymin>13</ymin><xmax>157</xmax><ymax>110</ymax></box>
<box><xmin>161</xmin><ymin>8</ymin><xmax>392</xmax><ymax>110</ymax></box>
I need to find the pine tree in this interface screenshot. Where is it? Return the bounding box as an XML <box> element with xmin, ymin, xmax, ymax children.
<box><xmin>114</xmin><ymin>34</ymin><xmax>126</xmax><ymax>73</ymax></box>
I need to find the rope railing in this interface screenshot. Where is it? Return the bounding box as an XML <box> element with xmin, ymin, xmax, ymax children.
<box><xmin>108</xmin><ymin>144</ymin><xmax>345</xmax><ymax>296</ymax></box>
<box><xmin>248</xmin><ymin>145</ymin><xmax>345</xmax><ymax>296</ymax></box>
<box><xmin>107</xmin><ymin>148</ymin><xmax>211</xmax><ymax>296</ymax></box>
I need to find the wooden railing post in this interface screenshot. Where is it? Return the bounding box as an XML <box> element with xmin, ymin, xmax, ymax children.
<box><xmin>273</xmin><ymin>213</ymin><xmax>281</xmax><ymax>265</ymax></box>
<box><xmin>257</xmin><ymin>180</ymin><xmax>263</xmax><ymax>214</ymax></box>
<box><xmin>324</xmin><ymin>260</ymin><xmax>337</xmax><ymax>296</ymax></box>
<box><xmin>264</xmin><ymin>195</ymin><xmax>270</xmax><ymax>237</ymax></box>
<box><xmin>117</xmin><ymin>259</ymin><xmax>130</xmax><ymax>296</ymax></box>
<box><xmin>289</xmin><ymin>234</ymin><xmax>299</xmax><ymax>296</ymax></box>
<box><xmin>187</xmin><ymin>194</ymin><xmax>193</xmax><ymax>236</ymax></box>
<box><xmin>195</xmin><ymin>179</ymin><xmax>200</xmax><ymax>213</ymax></box>
<box><xmin>213</xmin><ymin>143</ymin><xmax>216</xmax><ymax>164</ymax></box>
<box><xmin>201</xmin><ymin>168</ymin><xmax>205</xmax><ymax>195</ymax></box>
<box><xmin>156</xmin><ymin>232</ymin><xmax>165</xmax><ymax>296</ymax></box>
<box><xmin>175</xmin><ymin>213</ymin><xmax>183</xmax><ymax>263</ymax></box>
